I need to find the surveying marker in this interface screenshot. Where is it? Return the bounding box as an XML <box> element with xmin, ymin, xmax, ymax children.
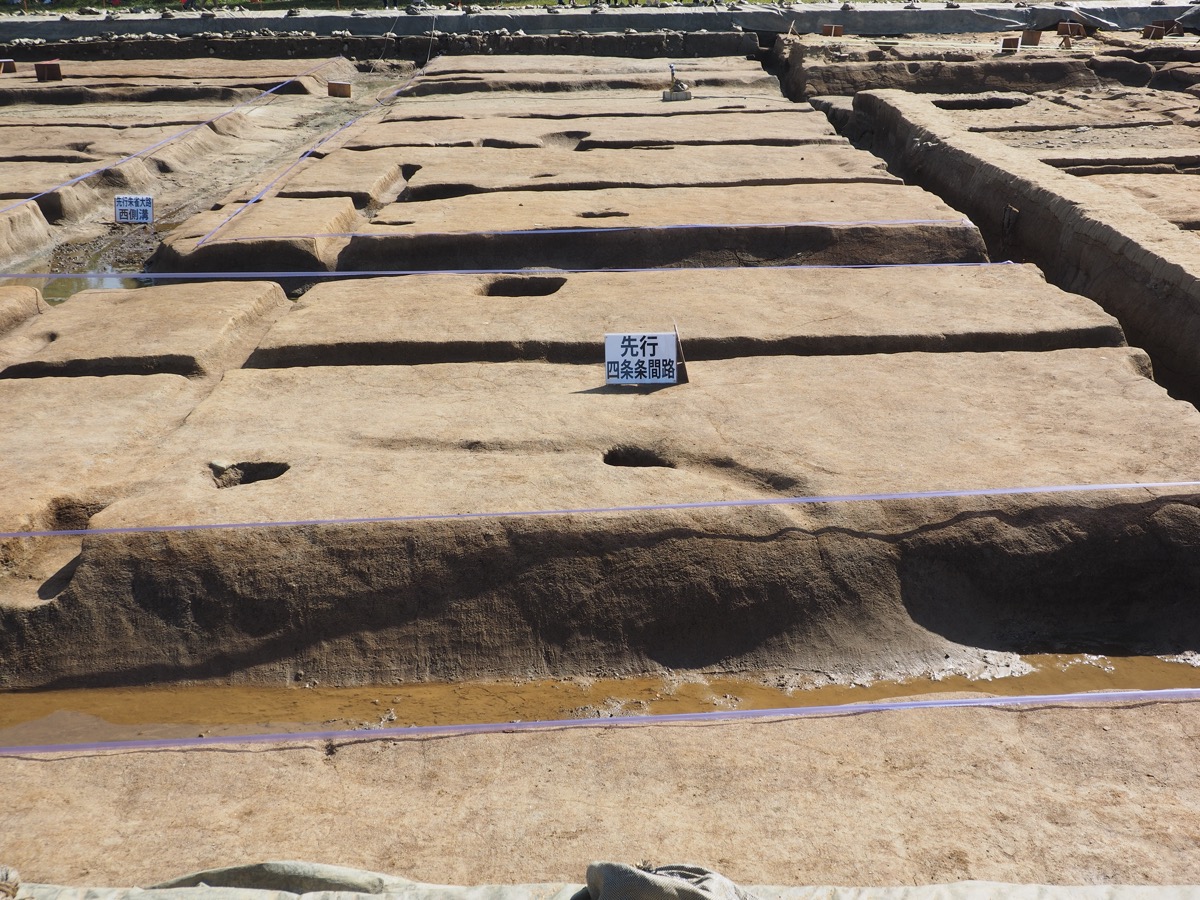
<box><xmin>114</xmin><ymin>194</ymin><xmax>154</xmax><ymax>226</ymax></box>
<box><xmin>604</xmin><ymin>328</ymin><xmax>689</xmax><ymax>386</ymax></box>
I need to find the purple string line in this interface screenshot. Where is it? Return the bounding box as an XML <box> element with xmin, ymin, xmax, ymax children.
<box><xmin>0</xmin><ymin>261</ymin><xmax>1017</xmax><ymax>281</ymax></box>
<box><xmin>0</xmin><ymin>58</ymin><xmax>343</xmax><ymax>219</ymax></box>
<box><xmin>4</xmin><ymin>481</ymin><xmax>1199</xmax><ymax>542</ymax></box>
<box><xmin>3</xmin><ymin>687</ymin><xmax>1198</xmax><ymax>757</ymax></box>
<box><xmin>209</xmin><ymin>218</ymin><xmax>973</xmax><ymax>242</ymax></box>
<box><xmin>193</xmin><ymin>64</ymin><xmax>428</xmax><ymax>248</ymax></box>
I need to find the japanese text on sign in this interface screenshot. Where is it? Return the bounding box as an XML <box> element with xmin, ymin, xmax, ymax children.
<box><xmin>605</xmin><ymin>332</ymin><xmax>678</xmax><ymax>384</ymax></box>
<box><xmin>114</xmin><ymin>194</ymin><xmax>154</xmax><ymax>225</ymax></box>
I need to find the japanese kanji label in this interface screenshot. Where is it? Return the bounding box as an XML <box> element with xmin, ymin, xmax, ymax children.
<box><xmin>114</xmin><ymin>195</ymin><xmax>154</xmax><ymax>225</ymax></box>
<box><xmin>604</xmin><ymin>332</ymin><xmax>678</xmax><ymax>385</ymax></box>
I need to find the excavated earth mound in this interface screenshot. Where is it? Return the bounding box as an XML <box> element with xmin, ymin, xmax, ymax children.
<box><xmin>338</xmin><ymin>183</ymin><xmax>986</xmax><ymax>272</ymax></box>
<box><xmin>246</xmin><ymin>265</ymin><xmax>1124</xmax><ymax>366</ymax></box>
<box><xmin>0</xmin><ymin>56</ymin><xmax>389</xmax><ymax>277</ymax></box>
<box><xmin>8</xmin><ymin>346</ymin><xmax>1200</xmax><ymax>688</ymax></box>
<box><xmin>396</xmin><ymin>55</ymin><xmax>781</xmax><ymax>96</ymax></box>
<box><xmin>835</xmin><ymin>86</ymin><xmax>1200</xmax><ymax>401</ymax></box>
<box><xmin>7</xmin><ymin>53</ymin><xmax>1200</xmax><ymax>698</ymax></box>
<box><xmin>0</xmin><ymin>281</ymin><xmax>288</xmax><ymax>379</ymax></box>
<box><xmin>7</xmin><ymin>44</ymin><xmax>1200</xmax><ymax>900</ymax></box>
<box><xmin>153</xmin><ymin>58</ymin><xmax>939</xmax><ymax>274</ymax></box>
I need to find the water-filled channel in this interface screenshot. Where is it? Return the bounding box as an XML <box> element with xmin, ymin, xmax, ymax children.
<box><xmin>3</xmin><ymin>653</ymin><xmax>1200</xmax><ymax>748</ymax></box>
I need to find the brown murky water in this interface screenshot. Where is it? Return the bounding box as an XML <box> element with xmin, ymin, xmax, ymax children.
<box><xmin>6</xmin><ymin>223</ymin><xmax>165</xmax><ymax>303</ymax></box>
<box><xmin>3</xmin><ymin>654</ymin><xmax>1200</xmax><ymax>748</ymax></box>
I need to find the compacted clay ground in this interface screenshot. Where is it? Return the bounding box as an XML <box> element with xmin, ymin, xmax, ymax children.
<box><xmin>0</xmin><ymin>56</ymin><xmax>399</xmax><ymax>278</ymax></box>
<box><xmin>5</xmin><ymin>55</ymin><xmax>1200</xmax><ymax>686</ymax></box>
<box><xmin>3</xmin><ymin>699</ymin><xmax>1200</xmax><ymax>888</ymax></box>
<box><xmin>818</xmin><ymin>82</ymin><xmax>1200</xmax><ymax>401</ymax></box>
<box><xmin>5</xmin><ymin>49</ymin><xmax>1200</xmax><ymax>890</ymax></box>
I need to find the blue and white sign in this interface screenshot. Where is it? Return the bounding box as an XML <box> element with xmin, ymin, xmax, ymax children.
<box><xmin>114</xmin><ymin>194</ymin><xmax>154</xmax><ymax>225</ymax></box>
<box><xmin>605</xmin><ymin>332</ymin><xmax>678</xmax><ymax>384</ymax></box>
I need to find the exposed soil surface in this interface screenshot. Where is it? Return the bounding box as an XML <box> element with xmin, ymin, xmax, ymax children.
<box><xmin>0</xmin><ymin>64</ymin><xmax>404</xmax><ymax>288</ymax></box>
<box><xmin>5</xmin><ymin>51</ymin><xmax>1200</xmax><ymax>892</ymax></box>
<box><xmin>6</xmin><ymin>55</ymin><xmax>1200</xmax><ymax>696</ymax></box>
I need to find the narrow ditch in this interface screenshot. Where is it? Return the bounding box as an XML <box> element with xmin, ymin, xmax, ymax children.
<box><xmin>4</xmin><ymin>654</ymin><xmax>1200</xmax><ymax>748</ymax></box>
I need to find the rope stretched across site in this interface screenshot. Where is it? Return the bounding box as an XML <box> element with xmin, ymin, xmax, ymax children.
<box><xmin>4</xmin><ymin>480</ymin><xmax>1200</xmax><ymax>541</ymax></box>
<box><xmin>3</xmin><ymin>687</ymin><xmax>1198</xmax><ymax>757</ymax></box>
<box><xmin>0</xmin><ymin>260</ymin><xmax>1018</xmax><ymax>282</ymax></box>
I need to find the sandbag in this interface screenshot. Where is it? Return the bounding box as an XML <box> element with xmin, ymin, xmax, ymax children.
<box><xmin>13</xmin><ymin>861</ymin><xmax>1200</xmax><ymax>900</ymax></box>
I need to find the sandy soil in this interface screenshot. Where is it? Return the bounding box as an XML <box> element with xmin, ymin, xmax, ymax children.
<box><xmin>3</xmin><ymin>698</ymin><xmax>1200</xmax><ymax>888</ymax></box>
<box><xmin>4</xmin><ymin>56</ymin><xmax>1200</xmax><ymax>891</ymax></box>
<box><xmin>905</xmin><ymin>86</ymin><xmax>1200</xmax><ymax>155</ymax></box>
<box><xmin>0</xmin><ymin>68</ymin><xmax>403</xmax><ymax>285</ymax></box>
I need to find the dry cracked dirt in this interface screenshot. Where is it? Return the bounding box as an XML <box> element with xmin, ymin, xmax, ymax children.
<box><xmin>5</xmin><ymin>36</ymin><xmax>1200</xmax><ymax>890</ymax></box>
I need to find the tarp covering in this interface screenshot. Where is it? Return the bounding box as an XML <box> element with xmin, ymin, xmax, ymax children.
<box><xmin>12</xmin><ymin>862</ymin><xmax>1200</xmax><ymax>900</ymax></box>
<box><xmin>1171</xmin><ymin>4</ymin><xmax>1200</xmax><ymax>27</ymax></box>
<box><xmin>1019</xmin><ymin>4</ymin><xmax>1120</xmax><ymax>29</ymax></box>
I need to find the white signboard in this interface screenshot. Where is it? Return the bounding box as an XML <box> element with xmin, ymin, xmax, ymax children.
<box><xmin>114</xmin><ymin>194</ymin><xmax>154</xmax><ymax>225</ymax></box>
<box><xmin>605</xmin><ymin>332</ymin><xmax>678</xmax><ymax>384</ymax></box>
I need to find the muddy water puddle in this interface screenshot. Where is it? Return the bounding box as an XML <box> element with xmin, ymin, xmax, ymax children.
<box><xmin>3</xmin><ymin>654</ymin><xmax>1200</xmax><ymax>748</ymax></box>
<box><xmin>4</xmin><ymin>222</ymin><xmax>170</xmax><ymax>302</ymax></box>
<box><xmin>3</xmin><ymin>256</ymin><xmax>146</xmax><ymax>305</ymax></box>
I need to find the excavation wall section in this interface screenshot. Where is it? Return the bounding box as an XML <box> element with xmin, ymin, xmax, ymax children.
<box><xmin>7</xmin><ymin>54</ymin><xmax>1200</xmax><ymax>694</ymax></box>
<box><xmin>846</xmin><ymin>88</ymin><xmax>1200</xmax><ymax>403</ymax></box>
<box><xmin>8</xmin><ymin>491</ymin><xmax>1200</xmax><ymax>689</ymax></box>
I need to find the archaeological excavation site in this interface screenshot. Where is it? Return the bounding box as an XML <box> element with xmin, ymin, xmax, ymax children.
<box><xmin>6</xmin><ymin>1</ymin><xmax>1200</xmax><ymax>893</ymax></box>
